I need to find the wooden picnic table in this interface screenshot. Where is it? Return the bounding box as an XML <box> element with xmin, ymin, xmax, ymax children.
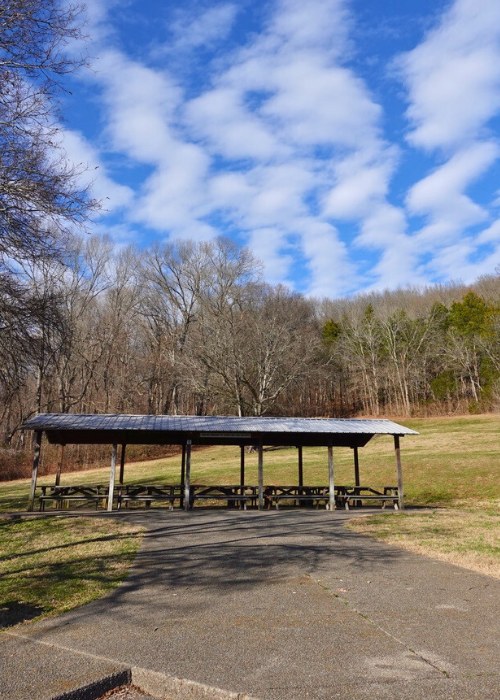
<box><xmin>37</xmin><ymin>482</ymin><xmax>399</xmax><ymax>511</ymax></box>
<box><xmin>189</xmin><ymin>484</ymin><xmax>258</xmax><ymax>509</ymax></box>
<box><xmin>339</xmin><ymin>485</ymin><xmax>399</xmax><ymax>510</ymax></box>
<box><xmin>263</xmin><ymin>485</ymin><xmax>349</xmax><ymax>510</ymax></box>
<box><xmin>117</xmin><ymin>484</ymin><xmax>179</xmax><ymax>510</ymax></box>
<box><xmin>38</xmin><ymin>484</ymin><xmax>109</xmax><ymax>511</ymax></box>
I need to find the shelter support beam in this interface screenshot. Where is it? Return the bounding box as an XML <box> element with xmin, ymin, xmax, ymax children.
<box><xmin>240</xmin><ymin>445</ymin><xmax>245</xmax><ymax>488</ymax></box>
<box><xmin>328</xmin><ymin>445</ymin><xmax>335</xmax><ymax>511</ymax></box>
<box><xmin>28</xmin><ymin>430</ymin><xmax>42</xmax><ymax>511</ymax></box>
<box><xmin>119</xmin><ymin>444</ymin><xmax>126</xmax><ymax>485</ymax></box>
<box><xmin>258</xmin><ymin>442</ymin><xmax>264</xmax><ymax>510</ymax></box>
<box><xmin>184</xmin><ymin>440</ymin><xmax>192</xmax><ymax>512</ymax></box>
<box><xmin>298</xmin><ymin>446</ymin><xmax>303</xmax><ymax>488</ymax></box>
<box><xmin>180</xmin><ymin>444</ymin><xmax>186</xmax><ymax>508</ymax></box>
<box><xmin>394</xmin><ymin>435</ymin><xmax>404</xmax><ymax>510</ymax></box>
<box><xmin>108</xmin><ymin>444</ymin><xmax>117</xmax><ymax>511</ymax></box>
<box><xmin>353</xmin><ymin>446</ymin><xmax>360</xmax><ymax>488</ymax></box>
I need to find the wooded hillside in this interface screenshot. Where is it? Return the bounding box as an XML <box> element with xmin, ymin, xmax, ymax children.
<box><xmin>1</xmin><ymin>236</ymin><xmax>498</xmax><ymax>469</ymax></box>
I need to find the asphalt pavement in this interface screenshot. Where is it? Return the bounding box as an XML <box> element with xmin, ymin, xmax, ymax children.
<box><xmin>1</xmin><ymin>509</ymin><xmax>499</xmax><ymax>699</ymax></box>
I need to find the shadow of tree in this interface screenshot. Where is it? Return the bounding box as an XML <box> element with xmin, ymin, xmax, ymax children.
<box><xmin>0</xmin><ymin>601</ymin><xmax>45</xmax><ymax>628</ymax></box>
<box><xmin>31</xmin><ymin>510</ymin><xmax>404</xmax><ymax>630</ymax></box>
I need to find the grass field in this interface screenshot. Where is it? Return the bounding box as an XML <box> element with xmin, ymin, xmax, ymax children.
<box><xmin>0</xmin><ymin>516</ymin><xmax>143</xmax><ymax>626</ymax></box>
<box><xmin>347</xmin><ymin>507</ymin><xmax>500</xmax><ymax>579</ymax></box>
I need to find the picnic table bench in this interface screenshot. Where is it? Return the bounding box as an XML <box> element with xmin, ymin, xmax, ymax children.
<box><xmin>339</xmin><ymin>486</ymin><xmax>399</xmax><ymax>510</ymax></box>
<box><xmin>38</xmin><ymin>485</ymin><xmax>109</xmax><ymax>511</ymax></box>
<box><xmin>189</xmin><ymin>484</ymin><xmax>257</xmax><ymax>510</ymax></box>
<box><xmin>117</xmin><ymin>484</ymin><xmax>178</xmax><ymax>510</ymax></box>
<box><xmin>264</xmin><ymin>485</ymin><xmax>349</xmax><ymax>510</ymax></box>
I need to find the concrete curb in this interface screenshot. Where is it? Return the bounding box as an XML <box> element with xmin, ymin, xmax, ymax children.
<box><xmin>53</xmin><ymin>670</ymin><xmax>131</xmax><ymax>700</ymax></box>
<box><xmin>49</xmin><ymin>665</ymin><xmax>261</xmax><ymax>700</ymax></box>
<box><xmin>131</xmin><ymin>666</ymin><xmax>260</xmax><ymax>700</ymax></box>
<box><xmin>2</xmin><ymin>630</ymin><xmax>259</xmax><ymax>700</ymax></box>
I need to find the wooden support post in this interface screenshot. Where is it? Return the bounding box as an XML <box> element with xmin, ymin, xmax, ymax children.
<box><xmin>184</xmin><ymin>440</ymin><xmax>192</xmax><ymax>512</ymax></box>
<box><xmin>240</xmin><ymin>445</ymin><xmax>245</xmax><ymax>488</ymax></box>
<box><xmin>180</xmin><ymin>444</ymin><xmax>186</xmax><ymax>508</ymax></box>
<box><xmin>394</xmin><ymin>435</ymin><xmax>404</xmax><ymax>510</ymax></box>
<box><xmin>107</xmin><ymin>444</ymin><xmax>117</xmax><ymax>512</ymax></box>
<box><xmin>28</xmin><ymin>430</ymin><xmax>42</xmax><ymax>511</ymax></box>
<box><xmin>55</xmin><ymin>444</ymin><xmax>65</xmax><ymax>487</ymax></box>
<box><xmin>257</xmin><ymin>442</ymin><xmax>264</xmax><ymax>510</ymax></box>
<box><xmin>298</xmin><ymin>446</ymin><xmax>303</xmax><ymax>489</ymax></box>
<box><xmin>353</xmin><ymin>446</ymin><xmax>360</xmax><ymax>488</ymax></box>
<box><xmin>328</xmin><ymin>444</ymin><xmax>335</xmax><ymax>511</ymax></box>
<box><xmin>119</xmin><ymin>444</ymin><xmax>126</xmax><ymax>485</ymax></box>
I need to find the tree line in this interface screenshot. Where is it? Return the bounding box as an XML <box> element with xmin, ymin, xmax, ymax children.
<box><xmin>1</xmin><ymin>235</ymin><xmax>498</xmax><ymax>450</ymax></box>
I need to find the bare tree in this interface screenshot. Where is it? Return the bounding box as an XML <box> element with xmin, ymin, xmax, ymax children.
<box><xmin>1</xmin><ymin>0</ymin><xmax>94</xmax><ymax>261</ymax></box>
<box><xmin>0</xmin><ymin>0</ymin><xmax>96</xmax><ymax>436</ymax></box>
<box><xmin>240</xmin><ymin>286</ymin><xmax>319</xmax><ymax>416</ymax></box>
<box><xmin>140</xmin><ymin>241</ymin><xmax>210</xmax><ymax>413</ymax></box>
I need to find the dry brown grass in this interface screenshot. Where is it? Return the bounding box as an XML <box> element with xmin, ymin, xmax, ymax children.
<box><xmin>347</xmin><ymin>507</ymin><xmax>500</xmax><ymax>579</ymax></box>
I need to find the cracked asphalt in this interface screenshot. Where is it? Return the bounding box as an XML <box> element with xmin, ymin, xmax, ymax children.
<box><xmin>2</xmin><ymin>509</ymin><xmax>499</xmax><ymax>699</ymax></box>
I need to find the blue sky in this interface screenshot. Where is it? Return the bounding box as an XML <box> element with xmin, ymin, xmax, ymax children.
<box><xmin>60</xmin><ymin>0</ymin><xmax>500</xmax><ymax>298</ymax></box>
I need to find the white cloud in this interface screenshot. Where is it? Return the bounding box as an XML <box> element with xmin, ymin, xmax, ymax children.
<box><xmin>95</xmin><ymin>50</ymin><xmax>182</xmax><ymax>164</ymax></box>
<box><xmin>168</xmin><ymin>4</ymin><xmax>238</xmax><ymax>52</ymax></box>
<box><xmin>426</xmin><ymin>233</ymin><xmax>500</xmax><ymax>282</ymax></box>
<box><xmin>407</xmin><ymin>141</ymin><xmax>499</xmax><ymax>226</ymax></box>
<box><xmin>185</xmin><ymin>88</ymin><xmax>285</xmax><ymax>160</ymax></box>
<box><xmin>132</xmin><ymin>142</ymin><xmax>212</xmax><ymax>233</ymax></box>
<box><xmin>260</xmin><ymin>58</ymin><xmax>381</xmax><ymax>149</ymax></box>
<box><xmin>368</xmin><ymin>240</ymin><xmax>428</xmax><ymax>291</ymax></box>
<box><xmin>70</xmin><ymin>0</ymin><xmax>500</xmax><ymax>296</ymax></box>
<box><xmin>399</xmin><ymin>0</ymin><xmax>500</xmax><ymax>150</ymax></box>
<box><xmin>396</xmin><ymin>0</ymin><xmax>500</xmax><ymax>288</ymax></box>
<box><xmin>208</xmin><ymin>172</ymin><xmax>255</xmax><ymax>214</ymax></box>
<box><xmin>356</xmin><ymin>204</ymin><xmax>407</xmax><ymax>250</ymax></box>
<box><xmin>478</xmin><ymin>220</ymin><xmax>500</xmax><ymax>245</ymax></box>
<box><xmin>270</xmin><ymin>0</ymin><xmax>350</xmax><ymax>54</ymax></box>
<box><xmin>247</xmin><ymin>227</ymin><xmax>294</xmax><ymax>285</ymax></box>
<box><xmin>323</xmin><ymin>149</ymin><xmax>398</xmax><ymax>219</ymax></box>
<box><xmin>60</xmin><ymin>129</ymin><xmax>134</xmax><ymax>212</ymax></box>
<box><xmin>244</xmin><ymin>163</ymin><xmax>315</xmax><ymax>226</ymax></box>
<box><xmin>299</xmin><ymin>220</ymin><xmax>355</xmax><ymax>297</ymax></box>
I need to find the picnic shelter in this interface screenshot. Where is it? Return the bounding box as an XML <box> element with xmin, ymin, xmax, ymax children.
<box><xmin>22</xmin><ymin>413</ymin><xmax>417</xmax><ymax>512</ymax></box>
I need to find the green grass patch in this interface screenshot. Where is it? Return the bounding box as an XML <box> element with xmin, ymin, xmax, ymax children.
<box><xmin>347</xmin><ymin>508</ymin><xmax>500</xmax><ymax>579</ymax></box>
<box><xmin>0</xmin><ymin>516</ymin><xmax>143</xmax><ymax>627</ymax></box>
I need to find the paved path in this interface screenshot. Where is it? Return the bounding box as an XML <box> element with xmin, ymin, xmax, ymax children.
<box><xmin>2</xmin><ymin>510</ymin><xmax>499</xmax><ymax>699</ymax></box>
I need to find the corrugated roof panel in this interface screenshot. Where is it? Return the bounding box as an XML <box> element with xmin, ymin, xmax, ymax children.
<box><xmin>22</xmin><ymin>413</ymin><xmax>418</xmax><ymax>435</ymax></box>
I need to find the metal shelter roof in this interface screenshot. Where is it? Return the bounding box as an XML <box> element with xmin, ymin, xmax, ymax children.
<box><xmin>22</xmin><ymin>413</ymin><xmax>417</xmax><ymax>448</ymax></box>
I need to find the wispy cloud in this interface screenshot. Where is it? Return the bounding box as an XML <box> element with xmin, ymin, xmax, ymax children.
<box><xmin>58</xmin><ymin>0</ymin><xmax>500</xmax><ymax>296</ymax></box>
<box><xmin>399</xmin><ymin>0</ymin><xmax>500</xmax><ymax>151</ymax></box>
<box><xmin>168</xmin><ymin>4</ymin><xmax>239</xmax><ymax>52</ymax></box>
<box><xmin>60</xmin><ymin>129</ymin><xmax>134</xmax><ymax>212</ymax></box>
<box><xmin>399</xmin><ymin>0</ymin><xmax>500</xmax><ymax>285</ymax></box>
<box><xmin>83</xmin><ymin>0</ymin><xmax>393</xmax><ymax>295</ymax></box>
<box><xmin>407</xmin><ymin>142</ymin><xmax>499</xmax><ymax>227</ymax></box>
